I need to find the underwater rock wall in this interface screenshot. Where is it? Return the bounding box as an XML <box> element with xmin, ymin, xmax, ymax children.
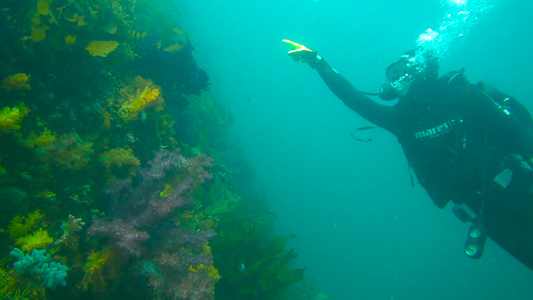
<box><xmin>0</xmin><ymin>0</ymin><xmax>308</xmax><ymax>299</ymax></box>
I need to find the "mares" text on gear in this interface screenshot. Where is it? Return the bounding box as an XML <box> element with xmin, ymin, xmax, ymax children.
<box><xmin>414</xmin><ymin>120</ymin><xmax>455</xmax><ymax>140</ymax></box>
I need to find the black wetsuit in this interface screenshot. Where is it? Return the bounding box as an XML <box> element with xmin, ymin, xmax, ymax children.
<box><xmin>314</xmin><ymin>57</ymin><xmax>533</xmax><ymax>270</ymax></box>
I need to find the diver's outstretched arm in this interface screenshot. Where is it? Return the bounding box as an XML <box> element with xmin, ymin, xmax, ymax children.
<box><xmin>283</xmin><ymin>39</ymin><xmax>396</xmax><ymax>131</ymax></box>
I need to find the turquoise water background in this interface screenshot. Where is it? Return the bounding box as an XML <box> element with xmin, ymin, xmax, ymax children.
<box><xmin>180</xmin><ymin>1</ymin><xmax>533</xmax><ymax>299</ymax></box>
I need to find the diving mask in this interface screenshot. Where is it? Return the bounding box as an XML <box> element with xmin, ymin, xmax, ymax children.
<box><xmin>379</xmin><ymin>48</ymin><xmax>441</xmax><ymax>100</ymax></box>
<box><xmin>379</xmin><ymin>55</ymin><xmax>415</xmax><ymax>100</ymax></box>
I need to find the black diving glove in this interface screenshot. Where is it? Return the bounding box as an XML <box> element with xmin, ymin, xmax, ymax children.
<box><xmin>282</xmin><ymin>39</ymin><xmax>321</xmax><ymax>68</ymax></box>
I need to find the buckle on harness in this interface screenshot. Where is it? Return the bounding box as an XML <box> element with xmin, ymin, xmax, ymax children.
<box><xmin>493</xmin><ymin>168</ymin><xmax>513</xmax><ymax>189</ymax></box>
<box><xmin>452</xmin><ymin>203</ymin><xmax>476</xmax><ymax>223</ymax></box>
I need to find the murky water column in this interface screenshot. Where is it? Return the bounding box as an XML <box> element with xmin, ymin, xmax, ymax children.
<box><xmin>414</xmin><ymin>0</ymin><xmax>493</xmax><ymax>70</ymax></box>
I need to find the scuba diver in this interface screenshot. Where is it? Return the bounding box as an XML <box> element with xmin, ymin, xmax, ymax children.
<box><xmin>283</xmin><ymin>39</ymin><xmax>533</xmax><ymax>270</ymax></box>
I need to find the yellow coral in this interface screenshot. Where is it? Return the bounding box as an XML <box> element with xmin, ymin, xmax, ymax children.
<box><xmin>37</xmin><ymin>0</ymin><xmax>51</xmax><ymax>15</ymax></box>
<box><xmin>31</xmin><ymin>23</ymin><xmax>49</xmax><ymax>42</ymax></box>
<box><xmin>80</xmin><ymin>250</ymin><xmax>109</xmax><ymax>292</ymax></box>
<box><xmin>103</xmin><ymin>21</ymin><xmax>118</xmax><ymax>34</ymax></box>
<box><xmin>202</xmin><ymin>244</ymin><xmax>212</xmax><ymax>256</ymax></box>
<box><xmin>128</xmin><ymin>30</ymin><xmax>147</xmax><ymax>40</ymax></box>
<box><xmin>64</xmin><ymin>34</ymin><xmax>77</xmax><ymax>45</ymax></box>
<box><xmin>99</xmin><ymin>147</ymin><xmax>140</xmax><ymax>169</ymax></box>
<box><xmin>24</xmin><ymin>128</ymin><xmax>57</xmax><ymax>148</ymax></box>
<box><xmin>30</xmin><ymin>13</ymin><xmax>48</xmax><ymax>41</ymax></box>
<box><xmin>77</xmin><ymin>16</ymin><xmax>87</xmax><ymax>27</ymax></box>
<box><xmin>0</xmin><ymin>266</ymin><xmax>19</xmax><ymax>299</ymax></box>
<box><xmin>206</xmin><ymin>265</ymin><xmax>220</xmax><ymax>280</ymax></box>
<box><xmin>163</xmin><ymin>28</ymin><xmax>189</xmax><ymax>52</ymax></box>
<box><xmin>64</xmin><ymin>13</ymin><xmax>79</xmax><ymax>22</ymax></box>
<box><xmin>160</xmin><ymin>184</ymin><xmax>173</xmax><ymax>197</ymax></box>
<box><xmin>0</xmin><ymin>104</ymin><xmax>30</xmax><ymax>130</ymax></box>
<box><xmin>15</xmin><ymin>228</ymin><xmax>54</xmax><ymax>252</ymax></box>
<box><xmin>99</xmin><ymin>147</ymin><xmax>140</xmax><ymax>180</ymax></box>
<box><xmin>39</xmin><ymin>190</ymin><xmax>57</xmax><ymax>202</ymax></box>
<box><xmin>86</xmin><ymin>40</ymin><xmax>119</xmax><ymax>57</ymax></box>
<box><xmin>64</xmin><ymin>13</ymin><xmax>87</xmax><ymax>27</ymax></box>
<box><xmin>41</xmin><ymin>133</ymin><xmax>94</xmax><ymax>170</ymax></box>
<box><xmin>0</xmin><ymin>264</ymin><xmax>43</xmax><ymax>299</ymax></box>
<box><xmin>188</xmin><ymin>264</ymin><xmax>220</xmax><ymax>280</ymax></box>
<box><xmin>2</xmin><ymin>74</ymin><xmax>31</xmax><ymax>90</ymax></box>
<box><xmin>101</xmin><ymin>107</ymin><xmax>113</xmax><ymax>128</ymax></box>
<box><xmin>118</xmin><ymin>77</ymin><xmax>163</xmax><ymax>122</ymax></box>
<box><xmin>8</xmin><ymin>210</ymin><xmax>44</xmax><ymax>238</ymax></box>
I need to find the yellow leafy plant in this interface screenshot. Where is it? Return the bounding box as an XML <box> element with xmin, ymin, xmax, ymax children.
<box><xmin>64</xmin><ymin>13</ymin><xmax>87</xmax><ymax>27</ymax></box>
<box><xmin>99</xmin><ymin>147</ymin><xmax>140</xmax><ymax>178</ymax></box>
<box><xmin>86</xmin><ymin>40</ymin><xmax>119</xmax><ymax>57</ymax></box>
<box><xmin>0</xmin><ymin>104</ymin><xmax>30</xmax><ymax>131</ymax></box>
<box><xmin>15</xmin><ymin>228</ymin><xmax>53</xmax><ymax>252</ymax></box>
<box><xmin>2</xmin><ymin>74</ymin><xmax>31</xmax><ymax>91</ymax></box>
<box><xmin>37</xmin><ymin>0</ymin><xmax>52</xmax><ymax>15</ymax></box>
<box><xmin>163</xmin><ymin>28</ymin><xmax>189</xmax><ymax>52</ymax></box>
<box><xmin>0</xmin><ymin>266</ymin><xmax>21</xmax><ymax>299</ymax></box>
<box><xmin>64</xmin><ymin>34</ymin><xmax>77</xmax><ymax>45</ymax></box>
<box><xmin>99</xmin><ymin>147</ymin><xmax>140</xmax><ymax>169</ymax></box>
<box><xmin>0</xmin><ymin>264</ymin><xmax>43</xmax><ymax>299</ymax></box>
<box><xmin>7</xmin><ymin>210</ymin><xmax>44</xmax><ymax>239</ymax></box>
<box><xmin>160</xmin><ymin>184</ymin><xmax>174</xmax><ymax>197</ymax></box>
<box><xmin>40</xmin><ymin>133</ymin><xmax>94</xmax><ymax>170</ymax></box>
<box><xmin>128</xmin><ymin>30</ymin><xmax>147</xmax><ymax>40</ymax></box>
<box><xmin>24</xmin><ymin>128</ymin><xmax>57</xmax><ymax>148</ymax></box>
<box><xmin>30</xmin><ymin>13</ymin><xmax>49</xmax><ymax>42</ymax></box>
<box><xmin>79</xmin><ymin>249</ymin><xmax>109</xmax><ymax>293</ymax></box>
<box><xmin>100</xmin><ymin>107</ymin><xmax>113</xmax><ymax>128</ymax></box>
<box><xmin>55</xmin><ymin>0</ymin><xmax>94</xmax><ymax>26</ymax></box>
<box><xmin>117</xmin><ymin>77</ymin><xmax>163</xmax><ymax>122</ymax></box>
<box><xmin>188</xmin><ymin>263</ymin><xmax>220</xmax><ymax>280</ymax></box>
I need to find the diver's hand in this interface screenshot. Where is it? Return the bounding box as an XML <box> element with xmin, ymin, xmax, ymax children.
<box><xmin>282</xmin><ymin>39</ymin><xmax>321</xmax><ymax>67</ymax></box>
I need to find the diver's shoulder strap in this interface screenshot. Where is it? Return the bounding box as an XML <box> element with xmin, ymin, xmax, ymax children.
<box><xmin>437</xmin><ymin>68</ymin><xmax>470</xmax><ymax>103</ymax></box>
<box><xmin>474</xmin><ymin>81</ymin><xmax>533</xmax><ymax>130</ymax></box>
